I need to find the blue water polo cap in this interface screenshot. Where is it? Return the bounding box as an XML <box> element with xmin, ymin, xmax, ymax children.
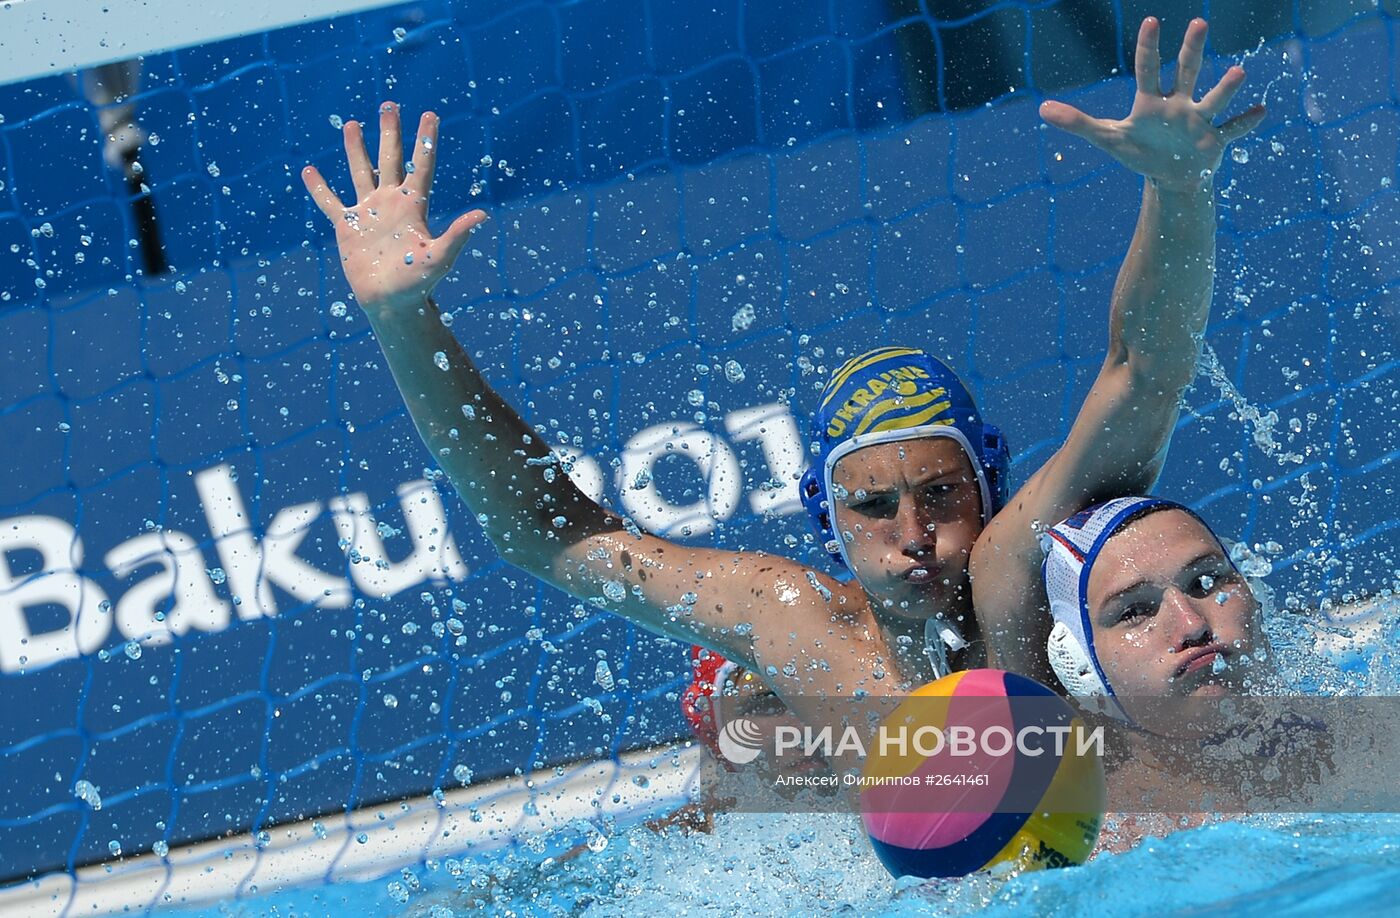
<box><xmin>799</xmin><ymin>347</ymin><xmax>1010</xmax><ymax>570</ymax></box>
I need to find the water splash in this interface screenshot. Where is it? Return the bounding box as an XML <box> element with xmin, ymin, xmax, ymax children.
<box><xmin>1196</xmin><ymin>344</ymin><xmax>1305</xmax><ymax>466</ymax></box>
<box><xmin>73</xmin><ymin>780</ymin><xmax>102</xmax><ymax>811</ymax></box>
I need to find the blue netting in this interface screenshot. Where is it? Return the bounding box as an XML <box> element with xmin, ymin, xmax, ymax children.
<box><xmin>0</xmin><ymin>0</ymin><xmax>1397</xmax><ymax>894</ymax></box>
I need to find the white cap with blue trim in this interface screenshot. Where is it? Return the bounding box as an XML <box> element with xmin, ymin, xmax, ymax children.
<box><xmin>1040</xmin><ymin>496</ymin><xmax>1189</xmax><ymax>721</ymax></box>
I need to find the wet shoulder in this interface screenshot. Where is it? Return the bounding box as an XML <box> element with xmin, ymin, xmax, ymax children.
<box><xmin>747</xmin><ymin>573</ymin><xmax>892</xmax><ymax>696</ymax></box>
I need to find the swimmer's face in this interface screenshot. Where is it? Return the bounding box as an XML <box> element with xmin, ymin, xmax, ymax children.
<box><xmin>1086</xmin><ymin>510</ymin><xmax>1267</xmax><ymax>710</ymax></box>
<box><xmin>830</xmin><ymin>436</ymin><xmax>983</xmax><ymax>619</ymax></box>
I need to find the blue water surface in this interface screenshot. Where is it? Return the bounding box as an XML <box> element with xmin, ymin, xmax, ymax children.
<box><xmin>184</xmin><ymin>811</ymin><xmax>1400</xmax><ymax>917</ymax></box>
<box><xmin>176</xmin><ymin>596</ymin><xmax>1400</xmax><ymax>918</ymax></box>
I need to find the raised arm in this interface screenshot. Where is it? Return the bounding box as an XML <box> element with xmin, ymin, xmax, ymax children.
<box><xmin>971</xmin><ymin>18</ymin><xmax>1266</xmax><ymax>684</ymax></box>
<box><xmin>302</xmin><ymin>104</ymin><xmax>836</xmax><ymax>670</ymax></box>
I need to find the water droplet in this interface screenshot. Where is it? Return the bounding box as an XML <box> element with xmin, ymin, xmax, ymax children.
<box><xmin>1231</xmin><ymin>147</ymin><xmax>1249</xmax><ymax>164</ymax></box>
<box><xmin>73</xmin><ymin>780</ymin><xmax>102</xmax><ymax>810</ymax></box>
<box><xmin>724</xmin><ymin>360</ymin><xmax>746</xmax><ymax>383</ymax></box>
<box><xmin>329</xmin><ymin>114</ymin><xmax>344</xmax><ymax>129</ymax></box>
<box><xmin>433</xmin><ymin>351</ymin><xmax>450</xmax><ymax>371</ymax></box>
<box><xmin>602</xmin><ymin>580</ymin><xmax>627</xmax><ymax>603</ymax></box>
<box><xmin>403</xmin><ymin>252</ymin><xmax>414</xmax><ymax>265</ymax></box>
<box><xmin>453</xmin><ymin>764</ymin><xmax>474</xmax><ymax>785</ymax></box>
<box><xmin>124</xmin><ymin>640</ymin><xmax>142</xmax><ymax>660</ymax></box>
<box><xmin>686</xmin><ymin>389</ymin><xmax>705</xmax><ymax>407</ymax></box>
<box><xmin>383</xmin><ymin>693</ymin><xmax>398</xmax><ymax>708</ymax></box>
<box><xmin>392</xmin><ymin>27</ymin><xmax>407</xmax><ymax>42</ymax></box>
<box><xmin>330</xmin><ymin>300</ymin><xmax>348</xmax><ymax>318</ymax></box>
<box><xmin>153</xmin><ymin>840</ymin><xmax>169</xmax><ymax>857</ymax></box>
<box><xmin>594</xmin><ymin>659</ymin><xmax>615</xmax><ymax>691</ymax></box>
<box><xmin>108</xmin><ymin>840</ymin><xmax>122</xmax><ymax>857</ymax></box>
<box><xmin>312</xmin><ymin>821</ymin><xmax>328</xmax><ymax>839</ymax></box>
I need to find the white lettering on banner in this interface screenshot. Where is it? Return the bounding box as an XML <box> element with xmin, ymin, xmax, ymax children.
<box><xmin>195</xmin><ymin>464</ymin><xmax>352</xmax><ymax>617</ymax></box>
<box><xmin>1078</xmin><ymin>726</ymin><xmax>1105</xmax><ymax>757</ymax></box>
<box><xmin>774</xmin><ymin>725</ymin><xmax>800</xmax><ymax>755</ymax></box>
<box><xmin>105</xmin><ymin>531</ymin><xmax>230</xmax><ymax>645</ymax></box>
<box><xmin>0</xmin><ymin>516</ymin><xmax>110</xmax><ymax>672</ymax></box>
<box><xmin>618</xmin><ymin>422</ymin><xmax>742</xmax><ymax>538</ymax></box>
<box><xmin>759</xmin><ymin>724</ymin><xmax>1107</xmax><ymax>760</ymax></box>
<box><xmin>553</xmin><ymin>446</ymin><xmax>605</xmax><ymax>504</ymax></box>
<box><xmin>981</xmin><ymin>725</ymin><xmax>1013</xmax><ymax>757</ymax></box>
<box><xmin>328</xmin><ymin>481</ymin><xmax>469</xmax><ymax>599</ymax></box>
<box><xmin>0</xmin><ymin>401</ymin><xmax>808</xmax><ymax>673</ymax></box>
<box><xmin>723</xmin><ymin>404</ymin><xmax>804</xmax><ymax>516</ymax></box>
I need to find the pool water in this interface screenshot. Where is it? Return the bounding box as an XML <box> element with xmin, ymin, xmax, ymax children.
<box><xmin>4</xmin><ymin>3</ymin><xmax>1398</xmax><ymax>913</ymax></box>
<box><xmin>164</xmin><ymin>597</ymin><xmax>1400</xmax><ymax>918</ymax></box>
<box><xmin>185</xmin><ymin>812</ymin><xmax>1400</xmax><ymax>917</ymax></box>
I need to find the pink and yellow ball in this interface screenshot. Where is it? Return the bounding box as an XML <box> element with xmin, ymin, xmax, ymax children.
<box><xmin>860</xmin><ymin>669</ymin><xmax>1105</xmax><ymax>879</ymax></box>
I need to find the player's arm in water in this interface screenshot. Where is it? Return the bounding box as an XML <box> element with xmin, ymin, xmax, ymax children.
<box><xmin>970</xmin><ymin>17</ymin><xmax>1267</xmax><ymax>685</ymax></box>
<box><xmin>301</xmin><ymin>104</ymin><xmax>856</xmax><ymax>695</ymax></box>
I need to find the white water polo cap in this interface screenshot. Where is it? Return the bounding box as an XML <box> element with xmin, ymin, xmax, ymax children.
<box><xmin>1040</xmin><ymin>496</ymin><xmax>1226</xmax><ymax>722</ymax></box>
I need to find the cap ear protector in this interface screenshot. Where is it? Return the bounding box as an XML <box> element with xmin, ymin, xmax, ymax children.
<box><xmin>799</xmin><ymin>465</ymin><xmax>838</xmax><ymax>564</ymax></box>
<box><xmin>1047</xmin><ymin>614</ymin><xmax>1125</xmax><ymax>722</ymax></box>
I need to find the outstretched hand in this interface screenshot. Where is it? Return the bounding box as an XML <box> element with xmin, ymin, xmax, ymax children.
<box><xmin>1041</xmin><ymin>17</ymin><xmax>1266</xmax><ymax>192</ymax></box>
<box><xmin>302</xmin><ymin>102</ymin><xmax>486</xmax><ymax>313</ymax></box>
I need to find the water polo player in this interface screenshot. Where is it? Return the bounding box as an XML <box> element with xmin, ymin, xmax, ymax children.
<box><xmin>681</xmin><ymin>16</ymin><xmax>1268</xmax><ymax>744</ymax></box>
<box><xmin>1037</xmin><ymin>496</ymin><xmax>1391</xmax><ymax>844</ymax></box>
<box><xmin>301</xmin><ymin>18</ymin><xmax>1265</xmax><ymax>728</ymax></box>
<box><xmin>1040</xmin><ymin>496</ymin><xmax>1275</xmax><ymax>727</ymax></box>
